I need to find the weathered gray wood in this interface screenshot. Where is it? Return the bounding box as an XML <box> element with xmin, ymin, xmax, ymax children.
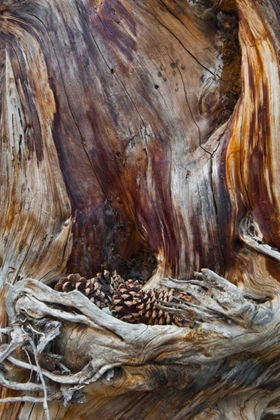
<box><xmin>1</xmin><ymin>271</ymin><xmax>277</xmax><ymax>419</ymax></box>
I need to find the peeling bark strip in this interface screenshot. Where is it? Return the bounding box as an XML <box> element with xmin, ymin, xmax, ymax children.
<box><xmin>1</xmin><ymin>0</ymin><xmax>280</xmax><ymax>418</ymax></box>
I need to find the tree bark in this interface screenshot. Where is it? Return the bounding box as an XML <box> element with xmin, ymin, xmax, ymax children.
<box><xmin>0</xmin><ymin>0</ymin><xmax>280</xmax><ymax>419</ymax></box>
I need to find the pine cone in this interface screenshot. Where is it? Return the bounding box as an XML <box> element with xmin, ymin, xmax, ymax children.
<box><xmin>110</xmin><ymin>270</ymin><xmax>125</xmax><ymax>292</ymax></box>
<box><xmin>54</xmin><ymin>271</ymin><xmax>113</xmax><ymax>309</ymax></box>
<box><xmin>54</xmin><ymin>272</ymin><xmax>195</xmax><ymax>327</ymax></box>
<box><xmin>54</xmin><ymin>273</ymin><xmax>87</xmax><ymax>293</ymax></box>
<box><xmin>110</xmin><ymin>280</ymin><xmax>194</xmax><ymax>327</ymax></box>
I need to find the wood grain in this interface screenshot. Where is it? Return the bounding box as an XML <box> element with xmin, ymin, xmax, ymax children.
<box><xmin>1</xmin><ymin>0</ymin><xmax>280</xmax><ymax>418</ymax></box>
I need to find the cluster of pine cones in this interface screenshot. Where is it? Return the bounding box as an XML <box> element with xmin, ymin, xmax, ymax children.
<box><xmin>54</xmin><ymin>270</ymin><xmax>194</xmax><ymax>327</ymax></box>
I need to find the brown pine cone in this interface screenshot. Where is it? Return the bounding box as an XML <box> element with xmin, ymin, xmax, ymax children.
<box><xmin>54</xmin><ymin>271</ymin><xmax>122</xmax><ymax>309</ymax></box>
<box><xmin>54</xmin><ymin>272</ymin><xmax>194</xmax><ymax>327</ymax></box>
<box><xmin>110</xmin><ymin>280</ymin><xmax>194</xmax><ymax>327</ymax></box>
<box><xmin>110</xmin><ymin>270</ymin><xmax>125</xmax><ymax>292</ymax></box>
<box><xmin>54</xmin><ymin>273</ymin><xmax>87</xmax><ymax>293</ymax></box>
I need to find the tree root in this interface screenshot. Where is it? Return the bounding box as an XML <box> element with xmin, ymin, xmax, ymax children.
<box><xmin>0</xmin><ymin>269</ymin><xmax>277</xmax><ymax>418</ymax></box>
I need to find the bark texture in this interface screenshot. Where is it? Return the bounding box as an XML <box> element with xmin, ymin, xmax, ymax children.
<box><xmin>0</xmin><ymin>0</ymin><xmax>280</xmax><ymax>419</ymax></box>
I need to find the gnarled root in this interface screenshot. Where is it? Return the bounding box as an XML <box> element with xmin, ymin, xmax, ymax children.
<box><xmin>0</xmin><ymin>269</ymin><xmax>277</xmax><ymax>418</ymax></box>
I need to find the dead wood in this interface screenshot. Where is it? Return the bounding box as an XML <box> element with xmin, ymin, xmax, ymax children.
<box><xmin>1</xmin><ymin>0</ymin><xmax>280</xmax><ymax>419</ymax></box>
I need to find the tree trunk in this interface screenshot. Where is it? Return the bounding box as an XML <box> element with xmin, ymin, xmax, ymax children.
<box><xmin>0</xmin><ymin>0</ymin><xmax>280</xmax><ymax>418</ymax></box>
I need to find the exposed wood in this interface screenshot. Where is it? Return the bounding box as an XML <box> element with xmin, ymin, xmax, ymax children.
<box><xmin>1</xmin><ymin>0</ymin><xmax>280</xmax><ymax>418</ymax></box>
<box><xmin>0</xmin><ymin>0</ymin><xmax>241</xmax><ymax>282</ymax></box>
<box><xmin>0</xmin><ymin>43</ymin><xmax>72</xmax><ymax>283</ymax></box>
<box><xmin>1</xmin><ymin>271</ymin><xmax>275</xmax><ymax>419</ymax></box>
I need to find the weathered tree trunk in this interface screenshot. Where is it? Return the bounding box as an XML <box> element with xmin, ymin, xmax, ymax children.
<box><xmin>0</xmin><ymin>0</ymin><xmax>280</xmax><ymax>418</ymax></box>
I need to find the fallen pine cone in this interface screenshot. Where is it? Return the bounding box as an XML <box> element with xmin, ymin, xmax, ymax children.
<box><xmin>54</xmin><ymin>270</ymin><xmax>124</xmax><ymax>309</ymax></box>
<box><xmin>54</xmin><ymin>272</ymin><xmax>194</xmax><ymax>327</ymax></box>
<box><xmin>110</xmin><ymin>279</ymin><xmax>195</xmax><ymax>327</ymax></box>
